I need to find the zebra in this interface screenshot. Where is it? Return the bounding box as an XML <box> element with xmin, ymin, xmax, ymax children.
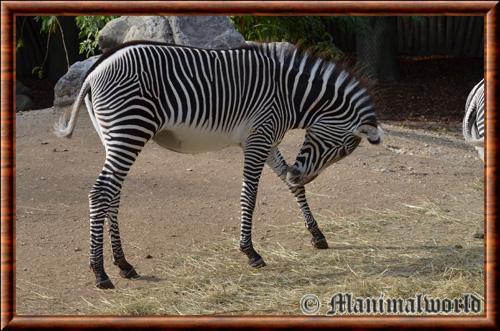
<box><xmin>463</xmin><ymin>79</ymin><xmax>485</xmax><ymax>161</ymax></box>
<box><xmin>55</xmin><ymin>40</ymin><xmax>383</xmax><ymax>289</ymax></box>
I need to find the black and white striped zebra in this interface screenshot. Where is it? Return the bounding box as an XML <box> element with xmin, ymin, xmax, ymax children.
<box><xmin>463</xmin><ymin>79</ymin><xmax>485</xmax><ymax>161</ymax></box>
<box><xmin>55</xmin><ymin>41</ymin><xmax>383</xmax><ymax>289</ymax></box>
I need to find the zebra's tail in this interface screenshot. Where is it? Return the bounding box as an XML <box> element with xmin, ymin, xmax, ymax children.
<box><xmin>54</xmin><ymin>79</ymin><xmax>91</xmax><ymax>138</ymax></box>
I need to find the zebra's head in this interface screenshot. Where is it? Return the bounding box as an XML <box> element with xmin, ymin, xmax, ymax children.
<box><xmin>286</xmin><ymin>110</ymin><xmax>383</xmax><ymax>187</ymax></box>
<box><xmin>252</xmin><ymin>41</ymin><xmax>383</xmax><ymax>186</ymax></box>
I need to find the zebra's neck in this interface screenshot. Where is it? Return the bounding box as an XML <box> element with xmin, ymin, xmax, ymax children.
<box><xmin>277</xmin><ymin>61</ymin><xmax>369</xmax><ymax>131</ymax></box>
<box><xmin>250</xmin><ymin>42</ymin><xmax>373</xmax><ymax>131</ymax></box>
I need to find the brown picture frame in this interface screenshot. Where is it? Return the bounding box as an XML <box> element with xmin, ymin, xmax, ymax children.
<box><xmin>1</xmin><ymin>1</ymin><xmax>498</xmax><ymax>329</ymax></box>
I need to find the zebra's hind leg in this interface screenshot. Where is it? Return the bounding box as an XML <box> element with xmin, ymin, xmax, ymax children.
<box><xmin>107</xmin><ymin>196</ymin><xmax>139</xmax><ymax>279</ymax></box>
<box><xmin>89</xmin><ymin>135</ymin><xmax>150</xmax><ymax>289</ymax></box>
<box><xmin>89</xmin><ymin>171</ymin><xmax>120</xmax><ymax>289</ymax></box>
<box><xmin>266</xmin><ymin>147</ymin><xmax>328</xmax><ymax>249</ymax></box>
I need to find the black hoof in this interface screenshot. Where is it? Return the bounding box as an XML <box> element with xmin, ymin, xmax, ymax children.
<box><xmin>249</xmin><ymin>257</ymin><xmax>267</xmax><ymax>268</ymax></box>
<box><xmin>114</xmin><ymin>258</ymin><xmax>139</xmax><ymax>279</ymax></box>
<box><xmin>311</xmin><ymin>237</ymin><xmax>329</xmax><ymax>249</ymax></box>
<box><xmin>241</xmin><ymin>244</ymin><xmax>267</xmax><ymax>268</ymax></box>
<box><xmin>96</xmin><ymin>278</ymin><xmax>115</xmax><ymax>289</ymax></box>
<box><xmin>120</xmin><ymin>267</ymin><xmax>139</xmax><ymax>279</ymax></box>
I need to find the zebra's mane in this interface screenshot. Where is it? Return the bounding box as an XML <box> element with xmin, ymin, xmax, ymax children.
<box><xmin>244</xmin><ymin>42</ymin><xmax>378</xmax><ymax>123</ymax></box>
<box><xmin>242</xmin><ymin>41</ymin><xmax>369</xmax><ymax>91</ymax></box>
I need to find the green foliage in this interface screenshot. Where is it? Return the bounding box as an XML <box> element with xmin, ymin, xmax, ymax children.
<box><xmin>31</xmin><ymin>16</ymin><xmax>60</xmax><ymax>78</ymax></box>
<box><xmin>22</xmin><ymin>16</ymin><xmax>117</xmax><ymax>79</ymax></box>
<box><xmin>75</xmin><ymin>16</ymin><xmax>117</xmax><ymax>57</ymax></box>
<box><xmin>16</xmin><ymin>38</ymin><xmax>24</xmax><ymax>51</ymax></box>
<box><xmin>34</xmin><ymin>16</ymin><xmax>116</xmax><ymax>58</ymax></box>
<box><xmin>231</xmin><ymin>16</ymin><xmax>344</xmax><ymax>58</ymax></box>
<box><xmin>31</xmin><ymin>66</ymin><xmax>43</xmax><ymax>79</ymax></box>
<box><xmin>34</xmin><ymin>16</ymin><xmax>58</xmax><ymax>34</ymax></box>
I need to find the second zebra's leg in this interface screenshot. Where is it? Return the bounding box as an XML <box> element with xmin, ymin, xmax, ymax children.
<box><xmin>266</xmin><ymin>147</ymin><xmax>328</xmax><ymax>249</ymax></box>
<box><xmin>107</xmin><ymin>194</ymin><xmax>139</xmax><ymax>279</ymax></box>
<box><xmin>239</xmin><ymin>133</ymin><xmax>273</xmax><ymax>268</ymax></box>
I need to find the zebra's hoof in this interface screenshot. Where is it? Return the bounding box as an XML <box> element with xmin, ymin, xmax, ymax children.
<box><xmin>96</xmin><ymin>278</ymin><xmax>115</xmax><ymax>289</ymax></box>
<box><xmin>249</xmin><ymin>257</ymin><xmax>267</xmax><ymax>268</ymax></box>
<box><xmin>311</xmin><ymin>237</ymin><xmax>329</xmax><ymax>249</ymax></box>
<box><xmin>240</xmin><ymin>244</ymin><xmax>266</xmax><ymax>268</ymax></box>
<box><xmin>120</xmin><ymin>267</ymin><xmax>139</xmax><ymax>279</ymax></box>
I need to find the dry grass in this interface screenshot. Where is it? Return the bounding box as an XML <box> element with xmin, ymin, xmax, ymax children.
<box><xmin>471</xmin><ymin>176</ymin><xmax>484</xmax><ymax>191</ymax></box>
<box><xmin>79</xmin><ymin>202</ymin><xmax>484</xmax><ymax>316</ymax></box>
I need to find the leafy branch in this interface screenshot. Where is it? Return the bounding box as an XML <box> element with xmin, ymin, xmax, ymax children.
<box><xmin>75</xmin><ymin>16</ymin><xmax>117</xmax><ymax>57</ymax></box>
<box><xmin>19</xmin><ymin>16</ymin><xmax>117</xmax><ymax>79</ymax></box>
<box><xmin>32</xmin><ymin>16</ymin><xmax>69</xmax><ymax>79</ymax></box>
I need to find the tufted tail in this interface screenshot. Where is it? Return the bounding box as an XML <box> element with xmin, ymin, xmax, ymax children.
<box><xmin>53</xmin><ymin>79</ymin><xmax>91</xmax><ymax>138</ymax></box>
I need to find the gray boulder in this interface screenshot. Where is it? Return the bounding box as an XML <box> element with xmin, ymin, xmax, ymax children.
<box><xmin>53</xmin><ymin>56</ymin><xmax>99</xmax><ymax>108</ymax></box>
<box><xmin>124</xmin><ymin>16</ymin><xmax>174</xmax><ymax>45</ymax></box>
<box><xmin>16</xmin><ymin>80</ymin><xmax>34</xmax><ymax>111</ymax></box>
<box><xmin>16</xmin><ymin>80</ymin><xmax>32</xmax><ymax>97</ymax></box>
<box><xmin>168</xmin><ymin>16</ymin><xmax>245</xmax><ymax>49</ymax></box>
<box><xmin>98</xmin><ymin>16</ymin><xmax>245</xmax><ymax>51</ymax></box>
<box><xmin>98</xmin><ymin>16</ymin><xmax>174</xmax><ymax>52</ymax></box>
<box><xmin>97</xmin><ymin>16</ymin><xmax>133</xmax><ymax>52</ymax></box>
<box><xmin>16</xmin><ymin>94</ymin><xmax>33</xmax><ymax>111</ymax></box>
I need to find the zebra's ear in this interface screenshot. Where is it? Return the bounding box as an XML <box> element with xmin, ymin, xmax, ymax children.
<box><xmin>353</xmin><ymin>124</ymin><xmax>384</xmax><ymax>145</ymax></box>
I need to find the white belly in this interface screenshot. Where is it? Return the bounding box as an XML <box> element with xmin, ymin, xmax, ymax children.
<box><xmin>153</xmin><ymin>126</ymin><xmax>247</xmax><ymax>154</ymax></box>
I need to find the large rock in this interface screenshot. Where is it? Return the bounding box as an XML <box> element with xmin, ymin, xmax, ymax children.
<box><xmin>124</xmin><ymin>16</ymin><xmax>174</xmax><ymax>45</ymax></box>
<box><xmin>16</xmin><ymin>94</ymin><xmax>33</xmax><ymax>111</ymax></box>
<box><xmin>16</xmin><ymin>80</ymin><xmax>32</xmax><ymax>97</ymax></box>
<box><xmin>98</xmin><ymin>16</ymin><xmax>174</xmax><ymax>52</ymax></box>
<box><xmin>168</xmin><ymin>16</ymin><xmax>245</xmax><ymax>49</ymax></box>
<box><xmin>98</xmin><ymin>16</ymin><xmax>244</xmax><ymax>51</ymax></box>
<box><xmin>97</xmin><ymin>16</ymin><xmax>132</xmax><ymax>52</ymax></box>
<box><xmin>53</xmin><ymin>56</ymin><xmax>99</xmax><ymax>108</ymax></box>
<box><xmin>16</xmin><ymin>80</ymin><xmax>33</xmax><ymax>111</ymax></box>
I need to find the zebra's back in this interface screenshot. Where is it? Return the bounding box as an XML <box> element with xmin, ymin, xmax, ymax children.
<box><xmin>87</xmin><ymin>43</ymin><xmax>278</xmax><ymax>152</ymax></box>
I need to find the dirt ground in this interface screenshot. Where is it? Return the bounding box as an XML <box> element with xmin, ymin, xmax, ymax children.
<box><xmin>16</xmin><ymin>105</ymin><xmax>484</xmax><ymax>315</ymax></box>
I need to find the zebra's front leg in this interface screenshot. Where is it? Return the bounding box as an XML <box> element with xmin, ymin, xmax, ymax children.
<box><xmin>289</xmin><ymin>186</ymin><xmax>328</xmax><ymax>249</ymax></box>
<box><xmin>266</xmin><ymin>147</ymin><xmax>328</xmax><ymax>249</ymax></box>
<box><xmin>107</xmin><ymin>195</ymin><xmax>139</xmax><ymax>279</ymax></box>
<box><xmin>239</xmin><ymin>134</ymin><xmax>273</xmax><ymax>268</ymax></box>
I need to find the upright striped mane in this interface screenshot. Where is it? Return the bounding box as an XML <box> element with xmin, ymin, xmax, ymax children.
<box><xmin>243</xmin><ymin>41</ymin><xmax>357</xmax><ymax>88</ymax></box>
<box><xmin>243</xmin><ymin>41</ymin><xmax>377</xmax><ymax>125</ymax></box>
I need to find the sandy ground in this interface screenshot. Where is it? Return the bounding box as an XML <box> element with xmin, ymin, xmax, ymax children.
<box><xmin>15</xmin><ymin>107</ymin><xmax>484</xmax><ymax>315</ymax></box>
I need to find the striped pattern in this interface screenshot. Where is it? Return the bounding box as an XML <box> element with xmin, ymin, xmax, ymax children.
<box><xmin>55</xmin><ymin>41</ymin><xmax>381</xmax><ymax>288</ymax></box>
<box><xmin>463</xmin><ymin>79</ymin><xmax>485</xmax><ymax>161</ymax></box>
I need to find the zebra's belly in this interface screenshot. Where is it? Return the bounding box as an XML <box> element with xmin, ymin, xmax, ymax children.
<box><xmin>153</xmin><ymin>126</ymin><xmax>245</xmax><ymax>154</ymax></box>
